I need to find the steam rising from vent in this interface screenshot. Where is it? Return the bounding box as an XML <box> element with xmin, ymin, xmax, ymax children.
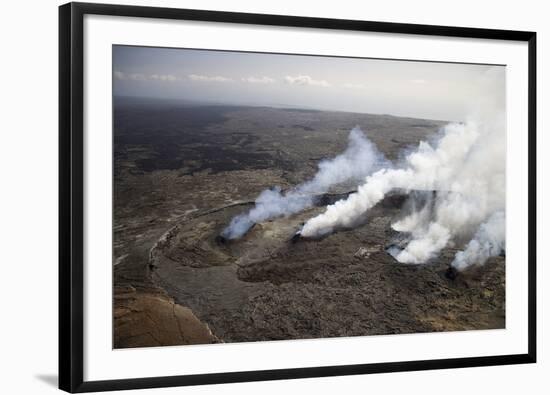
<box><xmin>301</xmin><ymin>69</ymin><xmax>506</xmax><ymax>270</ymax></box>
<box><xmin>301</xmin><ymin>122</ymin><xmax>483</xmax><ymax>237</ymax></box>
<box><xmin>221</xmin><ymin>127</ymin><xmax>387</xmax><ymax>239</ymax></box>
<box><xmin>301</xmin><ymin>82</ymin><xmax>506</xmax><ymax>270</ymax></box>
<box><xmin>219</xmin><ymin>68</ymin><xmax>506</xmax><ymax>271</ymax></box>
<box><xmin>451</xmin><ymin>211</ymin><xmax>505</xmax><ymax>271</ymax></box>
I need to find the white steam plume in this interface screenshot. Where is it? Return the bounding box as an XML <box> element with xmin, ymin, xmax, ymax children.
<box><xmin>451</xmin><ymin>211</ymin><xmax>505</xmax><ymax>270</ymax></box>
<box><xmin>301</xmin><ymin>121</ymin><xmax>481</xmax><ymax>237</ymax></box>
<box><xmin>301</xmin><ymin>68</ymin><xmax>506</xmax><ymax>270</ymax></box>
<box><xmin>221</xmin><ymin>127</ymin><xmax>387</xmax><ymax>239</ymax></box>
<box><xmin>391</xmin><ymin>192</ymin><xmax>433</xmax><ymax>234</ymax></box>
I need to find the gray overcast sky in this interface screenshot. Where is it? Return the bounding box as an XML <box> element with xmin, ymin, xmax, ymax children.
<box><xmin>113</xmin><ymin>45</ymin><xmax>505</xmax><ymax>122</ymax></box>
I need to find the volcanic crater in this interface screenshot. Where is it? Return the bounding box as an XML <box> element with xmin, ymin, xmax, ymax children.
<box><xmin>113</xmin><ymin>102</ymin><xmax>505</xmax><ymax>347</ymax></box>
<box><xmin>149</xmin><ymin>190</ymin><xmax>505</xmax><ymax>343</ymax></box>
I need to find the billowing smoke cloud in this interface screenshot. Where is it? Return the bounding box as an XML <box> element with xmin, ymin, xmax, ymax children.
<box><xmin>221</xmin><ymin>127</ymin><xmax>387</xmax><ymax>239</ymax></box>
<box><xmin>451</xmin><ymin>211</ymin><xmax>505</xmax><ymax>271</ymax></box>
<box><xmin>301</xmin><ymin>68</ymin><xmax>506</xmax><ymax>270</ymax></box>
<box><xmin>301</xmin><ymin>122</ymin><xmax>483</xmax><ymax>236</ymax></box>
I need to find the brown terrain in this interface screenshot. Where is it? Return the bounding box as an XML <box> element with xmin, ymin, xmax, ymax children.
<box><xmin>113</xmin><ymin>98</ymin><xmax>504</xmax><ymax>348</ymax></box>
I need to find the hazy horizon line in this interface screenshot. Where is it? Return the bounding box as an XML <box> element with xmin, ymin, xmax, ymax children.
<box><xmin>113</xmin><ymin>94</ymin><xmax>454</xmax><ymax>123</ymax></box>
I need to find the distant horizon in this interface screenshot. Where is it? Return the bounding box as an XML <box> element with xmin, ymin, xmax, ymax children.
<box><xmin>113</xmin><ymin>45</ymin><xmax>505</xmax><ymax>121</ymax></box>
<box><xmin>113</xmin><ymin>94</ymin><xmax>455</xmax><ymax>123</ymax></box>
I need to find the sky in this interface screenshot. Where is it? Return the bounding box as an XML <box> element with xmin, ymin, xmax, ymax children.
<box><xmin>113</xmin><ymin>45</ymin><xmax>505</xmax><ymax>122</ymax></box>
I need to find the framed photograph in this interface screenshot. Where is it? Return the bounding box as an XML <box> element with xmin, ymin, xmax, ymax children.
<box><xmin>59</xmin><ymin>2</ymin><xmax>536</xmax><ymax>392</ymax></box>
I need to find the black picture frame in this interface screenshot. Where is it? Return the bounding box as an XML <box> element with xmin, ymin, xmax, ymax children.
<box><xmin>59</xmin><ymin>2</ymin><xmax>537</xmax><ymax>393</ymax></box>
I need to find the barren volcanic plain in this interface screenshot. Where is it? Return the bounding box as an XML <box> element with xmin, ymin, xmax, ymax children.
<box><xmin>113</xmin><ymin>97</ymin><xmax>505</xmax><ymax>348</ymax></box>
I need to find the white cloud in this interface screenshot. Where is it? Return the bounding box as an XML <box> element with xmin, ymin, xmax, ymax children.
<box><xmin>188</xmin><ymin>74</ymin><xmax>233</xmax><ymax>82</ymax></box>
<box><xmin>114</xmin><ymin>71</ymin><xmax>180</xmax><ymax>82</ymax></box>
<box><xmin>342</xmin><ymin>82</ymin><xmax>365</xmax><ymax>90</ymax></box>
<box><xmin>241</xmin><ymin>76</ymin><xmax>276</xmax><ymax>84</ymax></box>
<box><xmin>114</xmin><ymin>71</ymin><xmax>147</xmax><ymax>81</ymax></box>
<box><xmin>284</xmin><ymin>75</ymin><xmax>330</xmax><ymax>87</ymax></box>
<box><xmin>150</xmin><ymin>74</ymin><xmax>179</xmax><ymax>81</ymax></box>
<box><xmin>411</xmin><ymin>79</ymin><xmax>427</xmax><ymax>84</ymax></box>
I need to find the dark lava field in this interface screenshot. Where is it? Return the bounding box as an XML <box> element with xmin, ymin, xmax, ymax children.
<box><xmin>112</xmin><ymin>98</ymin><xmax>504</xmax><ymax>348</ymax></box>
